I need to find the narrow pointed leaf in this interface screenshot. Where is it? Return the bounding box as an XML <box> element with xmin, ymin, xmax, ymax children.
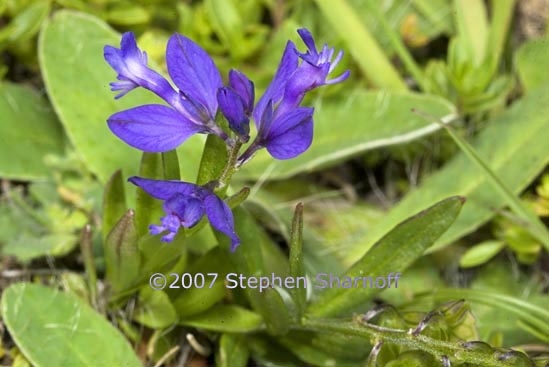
<box><xmin>416</xmin><ymin>110</ymin><xmax>549</xmax><ymax>250</ymax></box>
<box><xmin>308</xmin><ymin>196</ymin><xmax>465</xmax><ymax>317</ymax></box>
<box><xmin>102</xmin><ymin>169</ymin><xmax>127</xmax><ymax>242</ymax></box>
<box><xmin>104</xmin><ymin>210</ymin><xmax>140</xmax><ymax>295</ymax></box>
<box><xmin>258</xmin><ymin>288</ymin><xmax>291</xmax><ymax>336</ymax></box>
<box><xmin>179</xmin><ymin>304</ymin><xmax>263</xmax><ymax>332</ymax></box>
<box><xmin>79</xmin><ymin>224</ymin><xmax>97</xmax><ymax>304</ymax></box>
<box><xmin>162</xmin><ymin>149</ymin><xmax>180</xmax><ymax>180</ymax></box>
<box><xmin>289</xmin><ymin>203</ymin><xmax>306</xmax><ymax>320</ymax></box>
<box><xmin>196</xmin><ymin>134</ymin><xmax>228</xmax><ymax>185</ymax></box>
<box><xmin>344</xmin><ymin>85</ymin><xmax>549</xmax><ymax>263</ymax></box>
<box><xmin>135</xmin><ymin>152</ymin><xmax>164</xmax><ymax>237</ymax></box>
<box><xmin>459</xmin><ymin>241</ymin><xmax>506</xmax><ymax>268</ymax></box>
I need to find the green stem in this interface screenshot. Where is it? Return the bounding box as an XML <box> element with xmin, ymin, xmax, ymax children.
<box><xmin>216</xmin><ymin>141</ymin><xmax>243</xmax><ymax>192</ymax></box>
<box><xmin>298</xmin><ymin>318</ymin><xmax>513</xmax><ymax>366</ymax></box>
<box><xmin>79</xmin><ymin>224</ymin><xmax>98</xmax><ymax>308</ymax></box>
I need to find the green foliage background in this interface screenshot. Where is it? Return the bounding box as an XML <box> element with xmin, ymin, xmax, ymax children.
<box><xmin>0</xmin><ymin>0</ymin><xmax>548</xmax><ymax>366</ymax></box>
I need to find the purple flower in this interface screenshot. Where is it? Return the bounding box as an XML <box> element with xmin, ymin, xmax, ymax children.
<box><xmin>105</xmin><ymin>32</ymin><xmax>227</xmax><ymax>152</ymax></box>
<box><xmin>241</xmin><ymin>29</ymin><xmax>349</xmax><ymax>161</ymax></box>
<box><xmin>129</xmin><ymin>177</ymin><xmax>240</xmax><ymax>251</ymax></box>
<box><xmin>216</xmin><ymin>69</ymin><xmax>255</xmax><ymax>142</ymax></box>
<box><xmin>228</xmin><ymin>69</ymin><xmax>255</xmax><ymax>115</ymax></box>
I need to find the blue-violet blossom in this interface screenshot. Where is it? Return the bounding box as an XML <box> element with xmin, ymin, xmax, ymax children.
<box><xmin>240</xmin><ymin>28</ymin><xmax>350</xmax><ymax>161</ymax></box>
<box><xmin>129</xmin><ymin>177</ymin><xmax>240</xmax><ymax>251</ymax></box>
<box><xmin>104</xmin><ymin>32</ymin><xmax>228</xmax><ymax>152</ymax></box>
<box><xmin>105</xmin><ymin>29</ymin><xmax>348</xmax><ymax>247</ymax></box>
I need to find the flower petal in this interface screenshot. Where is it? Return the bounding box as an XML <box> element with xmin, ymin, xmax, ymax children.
<box><xmin>253</xmin><ymin>41</ymin><xmax>298</xmax><ymax>127</ymax></box>
<box><xmin>217</xmin><ymin>87</ymin><xmax>249</xmax><ymax>140</ymax></box>
<box><xmin>107</xmin><ymin>104</ymin><xmax>204</xmax><ymax>152</ymax></box>
<box><xmin>166</xmin><ymin>34</ymin><xmax>222</xmax><ymax>118</ymax></box>
<box><xmin>129</xmin><ymin>177</ymin><xmax>202</xmax><ymax>200</ymax></box>
<box><xmin>276</xmin><ymin>62</ymin><xmax>330</xmax><ymax>116</ymax></box>
<box><xmin>104</xmin><ymin>33</ymin><xmax>178</xmax><ymax>105</ymax></box>
<box><xmin>297</xmin><ymin>28</ymin><xmax>318</xmax><ymax>58</ymax></box>
<box><xmin>203</xmin><ymin>194</ymin><xmax>240</xmax><ymax>251</ymax></box>
<box><xmin>265</xmin><ymin>107</ymin><xmax>314</xmax><ymax>160</ymax></box>
<box><xmin>228</xmin><ymin>69</ymin><xmax>255</xmax><ymax>114</ymax></box>
<box><xmin>164</xmin><ymin>194</ymin><xmax>204</xmax><ymax>227</ymax></box>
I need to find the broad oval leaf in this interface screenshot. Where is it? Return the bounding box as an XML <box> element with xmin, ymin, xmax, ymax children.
<box><xmin>1</xmin><ymin>283</ymin><xmax>142</xmax><ymax>367</ymax></box>
<box><xmin>39</xmin><ymin>10</ymin><xmax>203</xmax><ymax>183</ymax></box>
<box><xmin>0</xmin><ymin>83</ymin><xmax>64</xmax><ymax>180</ymax></box>
<box><xmin>237</xmin><ymin>90</ymin><xmax>456</xmax><ymax>180</ymax></box>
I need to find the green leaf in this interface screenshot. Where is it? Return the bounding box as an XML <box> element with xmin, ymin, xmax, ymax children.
<box><xmin>307</xmin><ymin>196</ymin><xmax>465</xmax><ymax>317</ymax></box>
<box><xmin>289</xmin><ymin>203</ymin><xmax>306</xmax><ymax>321</ymax></box>
<box><xmin>485</xmin><ymin>0</ymin><xmax>516</xmax><ymax>75</ymax></box>
<box><xmin>138</xmin><ymin>234</ymin><xmax>187</xmax><ymax>285</ymax></box>
<box><xmin>180</xmin><ymin>304</ymin><xmax>263</xmax><ymax>332</ymax></box>
<box><xmin>237</xmin><ymin>90</ymin><xmax>456</xmax><ymax>180</ymax></box>
<box><xmin>171</xmin><ymin>247</ymin><xmax>231</xmax><ymax>317</ymax></box>
<box><xmin>0</xmin><ymin>0</ymin><xmax>50</xmax><ymax>50</ymax></box>
<box><xmin>105</xmin><ymin>4</ymin><xmax>150</xmax><ymax>26</ymax></box>
<box><xmin>133</xmin><ymin>287</ymin><xmax>177</xmax><ymax>329</ymax></box>
<box><xmin>1</xmin><ymin>283</ymin><xmax>142</xmax><ymax>367</ymax></box>
<box><xmin>205</xmin><ymin>0</ymin><xmax>243</xmax><ymax>57</ymax></box>
<box><xmin>216</xmin><ymin>334</ymin><xmax>249</xmax><ymax>367</ymax></box>
<box><xmin>345</xmin><ymin>85</ymin><xmax>549</xmax><ymax>262</ymax></box>
<box><xmin>516</xmin><ymin>36</ymin><xmax>549</xmax><ymax>93</ymax></box>
<box><xmin>278</xmin><ymin>333</ymin><xmax>362</xmax><ymax>367</ymax></box>
<box><xmin>196</xmin><ymin>134</ymin><xmax>228</xmax><ymax>185</ymax></box>
<box><xmin>459</xmin><ymin>240</ymin><xmax>506</xmax><ymax>268</ymax></box>
<box><xmin>172</xmin><ymin>280</ymin><xmax>226</xmax><ymax>318</ymax></box>
<box><xmin>211</xmin><ymin>207</ymin><xmax>294</xmax><ymax>334</ymax></box>
<box><xmin>0</xmin><ymin>82</ymin><xmax>64</xmax><ymax>180</ymax></box>
<box><xmin>2</xmin><ymin>233</ymin><xmax>77</xmax><ymax>262</ymax></box>
<box><xmin>135</xmin><ymin>152</ymin><xmax>165</xmax><ymax>237</ymax></box>
<box><xmin>257</xmin><ymin>288</ymin><xmax>291</xmax><ymax>336</ymax></box>
<box><xmin>104</xmin><ymin>210</ymin><xmax>140</xmax><ymax>295</ymax></box>
<box><xmin>102</xmin><ymin>169</ymin><xmax>127</xmax><ymax>242</ymax></box>
<box><xmin>416</xmin><ymin>109</ymin><xmax>549</xmax><ymax>249</ymax></box>
<box><xmin>39</xmin><ymin>10</ymin><xmax>204</xmax><ymax>183</ymax></box>
<box><xmin>453</xmin><ymin>0</ymin><xmax>488</xmax><ymax>65</ymax></box>
<box><xmin>313</xmin><ymin>0</ymin><xmax>406</xmax><ymax>91</ymax></box>
<box><xmin>161</xmin><ymin>149</ymin><xmax>181</xmax><ymax>181</ymax></box>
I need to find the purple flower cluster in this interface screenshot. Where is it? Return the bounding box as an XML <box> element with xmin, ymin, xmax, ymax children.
<box><xmin>105</xmin><ymin>29</ymin><xmax>348</xmax><ymax>250</ymax></box>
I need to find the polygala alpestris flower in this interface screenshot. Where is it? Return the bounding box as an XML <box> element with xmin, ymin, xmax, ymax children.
<box><xmin>104</xmin><ymin>32</ymin><xmax>228</xmax><ymax>153</ymax></box>
<box><xmin>129</xmin><ymin>177</ymin><xmax>240</xmax><ymax>251</ymax></box>
<box><xmin>240</xmin><ymin>28</ymin><xmax>350</xmax><ymax>162</ymax></box>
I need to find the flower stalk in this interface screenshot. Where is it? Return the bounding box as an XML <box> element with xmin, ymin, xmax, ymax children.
<box><xmin>216</xmin><ymin>140</ymin><xmax>243</xmax><ymax>192</ymax></box>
